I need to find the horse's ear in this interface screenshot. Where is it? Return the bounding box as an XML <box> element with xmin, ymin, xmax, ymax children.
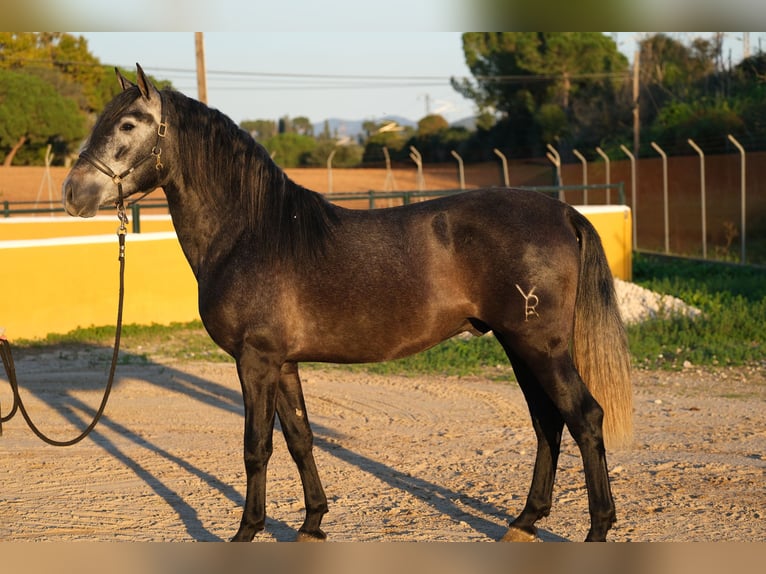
<box><xmin>135</xmin><ymin>63</ymin><xmax>159</xmax><ymax>101</ymax></box>
<box><xmin>115</xmin><ymin>67</ymin><xmax>135</xmax><ymax>91</ymax></box>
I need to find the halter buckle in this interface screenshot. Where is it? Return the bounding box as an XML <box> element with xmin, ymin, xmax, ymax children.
<box><xmin>157</xmin><ymin>121</ymin><xmax>168</xmax><ymax>138</ymax></box>
<box><xmin>152</xmin><ymin>146</ymin><xmax>164</xmax><ymax>170</ymax></box>
<box><xmin>116</xmin><ymin>200</ymin><xmax>129</xmax><ymax>235</ymax></box>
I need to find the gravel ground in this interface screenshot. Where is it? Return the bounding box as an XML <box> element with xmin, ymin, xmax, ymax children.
<box><xmin>1</xmin><ymin>351</ymin><xmax>763</xmax><ymax>542</ymax></box>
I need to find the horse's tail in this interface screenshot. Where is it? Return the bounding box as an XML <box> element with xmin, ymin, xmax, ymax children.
<box><xmin>569</xmin><ymin>208</ymin><xmax>633</xmax><ymax>449</ymax></box>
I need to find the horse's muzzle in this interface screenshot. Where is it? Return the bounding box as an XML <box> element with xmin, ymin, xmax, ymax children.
<box><xmin>62</xmin><ymin>178</ymin><xmax>100</xmax><ymax>218</ymax></box>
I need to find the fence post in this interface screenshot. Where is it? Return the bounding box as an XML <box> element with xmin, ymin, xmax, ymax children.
<box><xmin>727</xmin><ymin>134</ymin><xmax>747</xmax><ymax>264</ymax></box>
<box><xmin>619</xmin><ymin>144</ymin><xmax>638</xmax><ymax>250</ymax></box>
<box><xmin>409</xmin><ymin>146</ymin><xmax>424</xmax><ymax>192</ymax></box>
<box><xmin>545</xmin><ymin>144</ymin><xmax>563</xmax><ymax>200</ymax></box>
<box><xmin>493</xmin><ymin>148</ymin><xmax>509</xmax><ymax>187</ymax></box>
<box><xmin>595</xmin><ymin>146</ymin><xmax>611</xmax><ymax>204</ymax></box>
<box><xmin>620</xmin><ymin>144</ymin><xmax>638</xmax><ymax>249</ymax></box>
<box><xmin>450</xmin><ymin>150</ymin><xmax>465</xmax><ymax>190</ymax></box>
<box><xmin>326</xmin><ymin>149</ymin><xmax>337</xmax><ymax>194</ymax></box>
<box><xmin>687</xmin><ymin>138</ymin><xmax>707</xmax><ymax>259</ymax></box>
<box><xmin>382</xmin><ymin>146</ymin><xmax>396</xmax><ymax>191</ymax></box>
<box><xmin>573</xmin><ymin>149</ymin><xmax>588</xmax><ymax>204</ymax></box>
<box><xmin>131</xmin><ymin>204</ymin><xmax>141</xmax><ymax>233</ymax></box>
<box><xmin>650</xmin><ymin>141</ymin><xmax>669</xmax><ymax>254</ymax></box>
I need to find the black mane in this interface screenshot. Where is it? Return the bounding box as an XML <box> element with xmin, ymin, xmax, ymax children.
<box><xmin>165</xmin><ymin>89</ymin><xmax>338</xmax><ymax>263</ymax></box>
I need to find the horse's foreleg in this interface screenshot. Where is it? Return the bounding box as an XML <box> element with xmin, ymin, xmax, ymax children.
<box><xmin>276</xmin><ymin>362</ymin><xmax>328</xmax><ymax>542</ymax></box>
<box><xmin>231</xmin><ymin>347</ymin><xmax>280</xmax><ymax>542</ymax></box>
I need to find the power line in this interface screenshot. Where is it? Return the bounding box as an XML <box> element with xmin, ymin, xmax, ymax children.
<box><xmin>5</xmin><ymin>56</ymin><xmax>629</xmax><ymax>87</ymax></box>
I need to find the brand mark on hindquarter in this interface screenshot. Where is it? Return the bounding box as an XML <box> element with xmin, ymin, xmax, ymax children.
<box><xmin>515</xmin><ymin>284</ymin><xmax>540</xmax><ymax>321</ymax></box>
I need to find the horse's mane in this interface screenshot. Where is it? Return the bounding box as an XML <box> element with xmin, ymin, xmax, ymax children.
<box><xmin>164</xmin><ymin>89</ymin><xmax>338</xmax><ymax>263</ymax></box>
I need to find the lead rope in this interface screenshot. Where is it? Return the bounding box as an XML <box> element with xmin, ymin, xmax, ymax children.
<box><xmin>0</xmin><ymin>202</ymin><xmax>128</xmax><ymax>445</ymax></box>
<box><xmin>1</xmin><ymin>91</ymin><xmax>167</xmax><ymax>443</ymax></box>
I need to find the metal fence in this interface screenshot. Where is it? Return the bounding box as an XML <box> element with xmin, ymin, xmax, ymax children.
<box><xmin>551</xmin><ymin>138</ymin><xmax>762</xmax><ymax>266</ymax></box>
<box><xmin>2</xmin><ymin>183</ymin><xmax>626</xmax><ymax>235</ymax></box>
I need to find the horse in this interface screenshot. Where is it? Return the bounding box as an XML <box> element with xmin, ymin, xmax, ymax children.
<box><xmin>63</xmin><ymin>64</ymin><xmax>632</xmax><ymax>542</ymax></box>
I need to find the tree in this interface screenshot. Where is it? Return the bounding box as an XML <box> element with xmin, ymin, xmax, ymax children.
<box><xmin>0</xmin><ymin>69</ymin><xmax>85</xmax><ymax>166</ymax></box>
<box><xmin>0</xmin><ymin>33</ymin><xmax>174</xmax><ymax>164</ymax></box>
<box><xmin>417</xmin><ymin>114</ymin><xmax>449</xmax><ymax>136</ymax></box>
<box><xmin>306</xmin><ymin>139</ymin><xmax>363</xmax><ymax>168</ymax></box>
<box><xmin>262</xmin><ymin>132</ymin><xmax>317</xmax><ymax>168</ymax></box>
<box><xmin>362</xmin><ymin>120</ymin><xmax>413</xmax><ymax>164</ymax></box>
<box><xmin>292</xmin><ymin>116</ymin><xmax>314</xmax><ymax>136</ymax></box>
<box><xmin>637</xmin><ymin>33</ymin><xmax>721</xmax><ymax>131</ymax></box>
<box><xmin>406</xmin><ymin>114</ymin><xmax>470</xmax><ymax>163</ymax></box>
<box><xmin>734</xmin><ymin>54</ymin><xmax>766</xmax><ymax>147</ymax></box>
<box><xmin>635</xmin><ymin>33</ymin><xmax>763</xmax><ymax>155</ymax></box>
<box><xmin>453</xmin><ymin>33</ymin><xmax>630</xmax><ymax>157</ymax></box>
<box><xmin>0</xmin><ymin>32</ymin><xmax>115</xmax><ymax>115</ymax></box>
<box><xmin>240</xmin><ymin>119</ymin><xmax>277</xmax><ymax>140</ymax></box>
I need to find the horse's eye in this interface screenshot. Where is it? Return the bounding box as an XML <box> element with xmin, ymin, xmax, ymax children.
<box><xmin>120</xmin><ymin>122</ymin><xmax>135</xmax><ymax>132</ymax></box>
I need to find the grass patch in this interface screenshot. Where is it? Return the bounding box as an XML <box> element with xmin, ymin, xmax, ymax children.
<box><xmin>15</xmin><ymin>321</ymin><xmax>231</xmax><ymax>364</ymax></box>
<box><xmin>628</xmin><ymin>254</ymin><xmax>766</xmax><ymax>369</ymax></box>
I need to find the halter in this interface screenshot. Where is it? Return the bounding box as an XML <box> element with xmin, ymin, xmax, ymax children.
<box><xmin>78</xmin><ymin>92</ymin><xmax>168</xmax><ymax>237</ymax></box>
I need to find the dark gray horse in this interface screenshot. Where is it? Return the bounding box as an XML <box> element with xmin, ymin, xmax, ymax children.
<box><xmin>63</xmin><ymin>64</ymin><xmax>632</xmax><ymax>542</ymax></box>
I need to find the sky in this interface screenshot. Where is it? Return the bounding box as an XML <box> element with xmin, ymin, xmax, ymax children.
<box><xmin>76</xmin><ymin>31</ymin><xmax>765</xmax><ymax>129</ymax></box>
<box><xmin>78</xmin><ymin>32</ymin><xmax>477</xmax><ymax>126</ymax></box>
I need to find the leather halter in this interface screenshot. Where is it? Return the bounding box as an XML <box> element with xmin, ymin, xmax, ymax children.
<box><xmin>78</xmin><ymin>91</ymin><xmax>168</xmax><ymax>216</ymax></box>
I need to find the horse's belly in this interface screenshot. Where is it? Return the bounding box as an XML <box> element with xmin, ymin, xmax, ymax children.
<box><xmin>286</xmin><ymin>309</ymin><xmax>479</xmax><ymax>364</ymax></box>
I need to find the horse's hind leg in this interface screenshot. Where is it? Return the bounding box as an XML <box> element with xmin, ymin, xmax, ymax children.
<box><xmin>497</xmin><ymin>341</ymin><xmax>564</xmax><ymax>542</ymax></box>
<box><xmin>496</xmin><ymin>334</ymin><xmax>616</xmax><ymax>541</ymax></box>
<box><xmin>276</xmin><ymin>362</ymin><xmax>328</xmax><ymax>541</ymax></box>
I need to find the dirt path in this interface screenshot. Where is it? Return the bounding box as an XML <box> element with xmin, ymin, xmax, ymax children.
<box><xmin>1</xmin><ymin>355</ymin><xmax>763</xmax><ymax>542</ymax></box>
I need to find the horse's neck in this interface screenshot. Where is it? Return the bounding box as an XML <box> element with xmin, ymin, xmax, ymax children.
<box><xmin>162</xmin><ymin>180</ymin><xmax>244</xmax><ymax>279</ymax></box>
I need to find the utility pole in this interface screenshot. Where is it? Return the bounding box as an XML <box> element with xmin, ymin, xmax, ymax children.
<box><xmin>195</xmin><ymin>32</ymin><xmax>208</xmax><ymax>104</ymax></box>
<box><xmin>419</xmin><ymin>93</ymin><xmax>432</xmax><ymax>117</ymax></box>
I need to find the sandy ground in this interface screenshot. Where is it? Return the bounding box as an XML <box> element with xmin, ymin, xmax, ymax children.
<box><xmin>1</xmin><ymin>350</ymin><xmax>763</xmax><ymax>543</ymax></box>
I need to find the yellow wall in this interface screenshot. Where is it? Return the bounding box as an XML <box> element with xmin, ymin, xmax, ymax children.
<box><xmin>0</xmin><ymin>232</ymin><xmax>199</xmax><ymax>340</ymax></box>
<box><xmin>575</xmin><ymin>205</ymin><xmax>633</xmax><ymax>282</ymax></box>
<box><xmin>0</xmin><ymin>208</ymin><xmax>631</xmax><ymax>340</ymax></box>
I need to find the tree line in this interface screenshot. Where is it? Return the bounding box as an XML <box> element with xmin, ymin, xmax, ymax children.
<box><xmin>0</xmin><ymin>32</ymin><xmax>169</xmax><ymax>167</ymax></box>
<box><xmin>1</xmin><ymin>32</ymin><xmax>764</xmax><ymax>169</ymax></box>
<box><xmin>243</xmin><ymin>33</ymin><xmax>766</xmax><ymax>168</ymax></box>
<box><xmin>454</xmin><ymin>32</ymin><xmax>766</xmax><ymax>163</ymax></box>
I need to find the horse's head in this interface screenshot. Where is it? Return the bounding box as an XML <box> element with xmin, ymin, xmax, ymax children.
<box><xmin>63</xmin><ymin>64</ymin><xmax>167</xmax><ymax>217</ymax></box>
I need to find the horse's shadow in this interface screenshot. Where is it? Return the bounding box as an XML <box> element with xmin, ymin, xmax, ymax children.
<box><xmin>6</xmin><ymin>346</ymin><xmax>568</xmax><ymax>542</ymax></box>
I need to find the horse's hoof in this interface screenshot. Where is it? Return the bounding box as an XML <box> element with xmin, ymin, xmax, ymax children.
<box><xmin>296</xmin><ymin>529</ymin><xmax>327</xmax><ymax>542</ymax></box>
<box><xmin>500</xmin><ymin>525</ymin><xmax>538</xmax><ymax>542</ymax></box>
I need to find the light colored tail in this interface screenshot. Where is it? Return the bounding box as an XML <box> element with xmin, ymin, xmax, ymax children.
<box><xmin>569</xmin><ymin>209</ymin><xmax>633</xmax><ymax>449</ymax></box>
